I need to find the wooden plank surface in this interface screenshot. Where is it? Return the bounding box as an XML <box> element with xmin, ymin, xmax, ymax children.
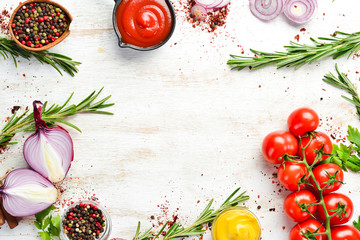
<box><xmin>1</xmin><ymin>0</ymin><xmax>360</xmax><ymax>239</ymax></box>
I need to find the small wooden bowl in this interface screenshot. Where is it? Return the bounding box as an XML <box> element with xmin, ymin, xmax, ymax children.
<box><xmin>9</xmin><ymin>0</ymin><xmax>72</xmax><ymax>52</ymax></box>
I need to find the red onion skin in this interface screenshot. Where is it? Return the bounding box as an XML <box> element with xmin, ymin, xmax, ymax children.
<box><xmin>23</xmin><ymin>101</ymin><xmax>73</xmax><ymax>183</ymax></box>
<box><xmin>0</xmin><ymin>169</ymin><xmax>57</xmax><ymax>217</ymax></box>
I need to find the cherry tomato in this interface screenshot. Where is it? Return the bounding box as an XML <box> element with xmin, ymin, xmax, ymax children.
<box><xmin>289</xmin><ymin>219</ymin><xmax>326</xmax><ymax>240</ymax></box>
<box><xmin>288</xmin><ymin>108</ymin><xmax>319</xmax><ymax>137</ymax></box>
<box><xmin>284</xmin><ymin>190</ymin><xmax>317</xmax><ymax>222</ymax></box>
<box><xmin>298</xmin><ymin>131</ymin><xmax>332</xmax><ymax>165</ymax></box>
<box><xmin>331</xmin><ymin>225</ymin><xmax>360</xmax><ymax>240</ymax></box>
<box><xmin>311</xmin><ymin>163</ymin><xmax>344</xmax><ymax>194</ymax></box>
<box><xmin>262</xmin><ymin>131</ymin><xmax>298</xmax><ymax>164</ymax></box>
<box><xmin>277</xmin><ymin>161</ymin><xmax>308</xmax><ymax>191</ymax></box>
<box><xmin>318</xmin><ymin>193</ymin><xmax>353</xmax><ymax>225</ymax></box>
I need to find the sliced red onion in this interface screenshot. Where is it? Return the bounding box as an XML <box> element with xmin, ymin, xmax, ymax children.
<box><xmin>23</xmin><ymin>101</ymin><xmax>73</xmax><ymax>184</ymax></box>
<box><xmin>206</xmin><ymin>0</ymin><xmax>223</xmax><ymax>9</ymax></box>
<box><xmin>215</xmin><ymin>0</ymin><xmax>231</xmax><ymax>9</ymax></box>
<box><xmin>249</xmin><ymin>0</ymin><xmax>284</xmax><ymax>21</ymax></box>
<box><xmin>195</xmin><ymin>0</ymin><xmax>217</xmax><ymax>8</ymax></box>
<box><xmin>284</xmin><ymin>0</ymin><xmax>317</xmax><ymax>24</ymax></box>
<box><xmin>0</xmin><ymin>169</ymin><xmax>57</xmax><ymax>217</ymax></box>
<box><xmin>191</xmin><ymin>4</ymin><xmax>208</xmax><ymax>21</ymax></box>
<box><xmin>196</xmin><ymin>0</ymin><xmax>230</xmax><ymax>9</ymax></box>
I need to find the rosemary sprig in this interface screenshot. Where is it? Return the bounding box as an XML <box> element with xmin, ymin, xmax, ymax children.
<box><xmin>323</xmin><ymin>64</ymin><xmax>360</xmax><ymax>117</ymax></box>
<box><xmin>0</xmin><ymin>88</ymin><xmax>114</xmax><ymax>147</ymax></box>
<box><xmin>133</xmin><ymin>188</ymin><xmax>249</xmax><ymax>240</ymax></box>
<box><xmin>0</xmin><ymin>37</ymin><xmax>80</xmax><ymax>76</ymax></box>
<box><xmin>228</xmin><ymin>31</ymin><xmax>360</xmax><ymax>71</ymax></box>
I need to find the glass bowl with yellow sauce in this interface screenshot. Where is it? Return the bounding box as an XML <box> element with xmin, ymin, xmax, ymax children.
<box><xmin>212</xmin><ymin>207</ymin><xmax>261</xmax><ymax>240</ymax></box>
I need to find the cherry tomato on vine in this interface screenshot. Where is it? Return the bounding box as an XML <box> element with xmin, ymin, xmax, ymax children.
<box><xmin>318</xmin><ymin>193</ymin><xmax>353</xmax><ymax>225</ymax></box>
<box><xmin>311</xmin><ymin>163</ymin><xmax>344</xmax><ymax>195</ymax></box>
<box><xmin>298</xmin><ymin>131</ymin><xmax>332</xmax><ymax>165</ymax></box>
<box><xmin>331</xmin><ymin>225</ymin><xmax>360</xmax><ymax>240</ymax></box>
<box><xmin>262</xmin><ymin>131</ymin><xmax>298</xmax><ymax>164</ymax></box>
<box><xmin>289</xmin><ymin>219</ymin><xmax>327</xmax><ymax>240</ymax></box>
<box><xmin>277</xmin><ymin>161</ymin><xmax>308</xmax><ymax>191</ymax></box>
<box><xmin>284</xmin><ymin>190</ymin><xmax>317</xmax><ymax>222</ymax></box>
<box><xmin>288</xmin><ymin>108</ymin><xmax>319</xmax><ymax>137</ymax></box>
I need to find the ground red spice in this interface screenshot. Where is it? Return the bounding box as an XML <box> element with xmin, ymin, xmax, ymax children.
<box><xmin>294</xmin><ymin>34</ymin><xmax>300</xmax><ymax>42</ymax></box>
<box><xmin>0</xmin><ymin>7</ymin><xmax>11</xmax><ymax>35</ymax></box>
<box><xmin>183</xmin><ymin>0</ymin><xmax>230</xmax><ymax>33</ymax></box>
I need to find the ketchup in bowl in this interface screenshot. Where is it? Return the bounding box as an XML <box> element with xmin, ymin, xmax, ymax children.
<box><xmin>115</xmin><ymin>0</ymin><xmax>174</xmax><ymax>49</ymax></box>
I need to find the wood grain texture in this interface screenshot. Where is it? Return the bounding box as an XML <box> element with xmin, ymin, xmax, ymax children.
<box><xmin>1</xmin><ymin>0</ymin><xmax>360</xmax><ymax>239</ymax></box>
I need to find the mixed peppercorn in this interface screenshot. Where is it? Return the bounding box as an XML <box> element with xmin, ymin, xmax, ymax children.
<box><xmin>11</xmin><ymin>2</ymin><xmax>69</xmax><ymax>48</ymax></box>
<box><xmin>63</xmin><ymin>203</ymin><xmax>106</xmax><ymax>240</ymax></box>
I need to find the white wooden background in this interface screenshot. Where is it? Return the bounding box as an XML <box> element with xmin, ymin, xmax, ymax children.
<box><xmin>1</xmin><ymin>0</ymin><xmax>360</xmax><ymax>239</ymax></box>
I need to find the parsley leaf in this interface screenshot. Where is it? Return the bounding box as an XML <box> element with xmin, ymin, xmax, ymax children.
<box><xmin>354</xmin><ymin>215</ymin><xmax>360</xmax><ymax>231</ymax></box>
<box><xmin>327</xmin><ymin>125</ymin><xmax>360</xmax><ymax>172</ymax></box>
<box><xmin>348</xmin><ymin>126</ymin><xmax>360</xmax><ymax>147</ymax></box>
<box><xmin>34</xmin><ymin>205</ymin><xmax>61</xmax><ymax>240</ymax></box>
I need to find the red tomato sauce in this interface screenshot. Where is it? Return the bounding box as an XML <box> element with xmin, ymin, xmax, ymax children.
<box><xmin>116</xmin><ymin>0</ymin><xmax>173</xmax><ymax>48</ymax></box>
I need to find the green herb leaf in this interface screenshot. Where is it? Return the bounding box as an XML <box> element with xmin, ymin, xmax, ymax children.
<box><xmin>39</xmin><ymin>232</ymin><xmax>51</xmax><ymax>240</ymax></box>
<box><xmin>133</xmin><ymin>188</ymin><xmax>249</xmax><ymax>240</ymax></box>
<box><xmin>34</xmin><ymin>205</ymin><xmax>61</xmax><ymax>240</ymax></box>
<box><xmin>0</xmin><ymin>88</ymin><xmax>114</xmax><ymax>147</ymax></box>
<box><xmin>0</xmin><ymin>37</ymin><xmax>81</xmax><ymax>77</ymax></box>
<box><xmin>324</xmin><ymin>66</ymin><xmax>360</xmax><ymax>118</ymax></box>
<box><xmin>348</xmin><ymin>126</ymin><xmax>360</xmax><ymax>147</ymax></box>
<box><xmin>354</xmin><ymin>216</ymin><xmax>360</xmax><ymax>231</ymax></box>
<box><xmin>35</xmin><ymin>205</ymin><xmax>56</xmax><ymax>223</ymax></box>
<box><xmin>228</xmin><ymin>31</ymin><xmax>360</xmax><ymax>71</ymax></box>
<box><xmin>34</xmin><ymin>221</ymin><xmax>42</xmax><ymax>230</ymax></box>
<box><xmin>327</xmin><ymin>126</ymin><xmax>360</xmax><ymax>172</ymax></box>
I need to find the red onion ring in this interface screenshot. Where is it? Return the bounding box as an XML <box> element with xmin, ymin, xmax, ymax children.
<box><xmin>249</xmin><ymin>0</ymin><xmax>284</xmax><ymax>21</ymax></box>
<box><xmin>283</xmin><ymin>0</ymin><xmax>317</xmax><ymax>24</ymax></box>
<box><xmin>215</xmin><ymin>0</ymin><xmax>231</xmax><ymax>9</ymax></box>
<box><xmin>0</xmin><ymin>169</ymin><xmax>57</xmax><ymax>217</ymax></box>
<box><xmin>196</xmin><ymin>0</ymin><xmax>230</xmax><ymax>9</ymax></box>
<box><xmin>195</xmin><ymin>0</ymin><xmax>217</xmax><ymax>8</ymax></box>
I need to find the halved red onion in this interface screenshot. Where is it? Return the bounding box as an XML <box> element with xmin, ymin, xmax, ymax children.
<box><xmin>249</xmin><ymin>0</ymin><xmax>284</xmax><ymax>21</ymax></box>
<box><xmin>23</xmin><ymin>101</ymin><xmax>73</xmax><ymax>184</ymax></box>
<box><xmin>191</xmin><ymin>4</ymin><xmax>208</xmax><ymax>21</ymax></box>
<box><xmin>283</xmin><ymin>0</ymin><xmax>317</xmax><ymax>24</ymax></box>
<box><xmin>0</xmin><ymin>169</ymin><xmax>57</xmax><ymax>217</ymax></box>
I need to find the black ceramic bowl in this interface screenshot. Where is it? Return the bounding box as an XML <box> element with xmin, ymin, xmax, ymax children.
<box><xmin>112</xmin><ymin>0</ymin><xmax>176</xmax><ymax>51</ymax></box>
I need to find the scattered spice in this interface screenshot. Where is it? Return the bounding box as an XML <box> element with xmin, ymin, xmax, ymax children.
<box><xmin>63</xmin><ymin>203</ymin><xmax>106</xmax><ymax>240</ymax></box>
<box><xmin>0</xmin><ymin>8</ymin><xmax>11</xmax><ymax>35</ymax></box>
<box><xmin>11</xmin><ymin>2</ymin><xmax>70</xmax><ymax>48</ymax></box>
<box><xmin>186</xmin><ymin>0</ymin><xmax>230</xmax><ymax>33</ymax></box>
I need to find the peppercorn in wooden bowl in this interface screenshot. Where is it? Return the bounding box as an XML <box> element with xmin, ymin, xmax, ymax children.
<box><xmin>9</xmin><ymin>0</ymin><xmax>72</xmax><ymax>52</ymax></box>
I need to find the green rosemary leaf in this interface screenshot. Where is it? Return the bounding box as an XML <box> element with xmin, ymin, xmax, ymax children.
<box><xmin>354</xmin><ymin>216</ymin><xmax>360</xmax><ymax>231</ymax></box>
<box><xmin>0</xmin><ymin>37</ymin><xmax>80</xmax><ymax>77</ymax></box>
<box><xmin>323</xmin><ymin>65</ymin><xmax>360</xmax><ymax>117</ymax></box>
<box><xmin>57</xmin><ymin>120</ymin><xmax>82</xmax><ymax>133</ymax></box>
<box><xmin>228</xmin><ymin>31</ymin><xmax>360</xmax><ymax>71</ymax></box>
<box><xmin>0</xmin><ymin>89</ymin><xmax>114</xmax><ymax>148</ymax></box>
<box><xmin>132</xmin><ymin>188</ymin><xmax>249</xmax><ymax>240</ymax></box>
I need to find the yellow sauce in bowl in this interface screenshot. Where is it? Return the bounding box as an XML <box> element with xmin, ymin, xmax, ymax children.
<box><xmin>212</xmin><ymin>207</ymin><xmax>261</xmax><ymax>240</ymax></box>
